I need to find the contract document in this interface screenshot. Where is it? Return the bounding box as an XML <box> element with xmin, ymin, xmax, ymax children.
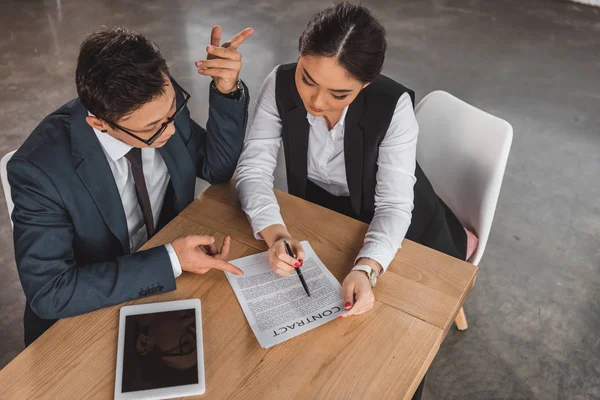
<box><xmin>225</xmin><ymin>241</ymin><xmax>344</xmax><ymax>348</ymax></box>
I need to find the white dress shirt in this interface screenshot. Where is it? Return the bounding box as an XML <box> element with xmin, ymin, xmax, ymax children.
<box><xmin>236</xmin><ymin>66</ymin><xmax>418</xmax><ymax>271</ymax></box>
<box><xmin>92</xmin><ymin>126</ymin><xmax>183</xmax><ymax>278</ymax></box>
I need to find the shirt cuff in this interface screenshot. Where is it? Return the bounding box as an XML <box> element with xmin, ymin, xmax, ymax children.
<box><xmin>165</xmin><ymin>244</ymin><xmax>183</xmax><ymax>279</ymax></box>
<box><xmin>355</xmin><ymin>241</ymin><xmax>400</xmax><ymax>274</ymax></box>
<box><xmin>210</xmin><ymin>80</ymin><xmax>245</xmax><ymax>101</ymax></box>
<box><xmin>248</xmin><ymin>206</ymin><xmax>286</xmax><ymax>240</ymax></box>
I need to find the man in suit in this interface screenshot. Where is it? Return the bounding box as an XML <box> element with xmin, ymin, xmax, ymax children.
<box><xmin>8</xmin><ymin>26</ymin><xmax>253</xmax><ymax>346</ymax></box>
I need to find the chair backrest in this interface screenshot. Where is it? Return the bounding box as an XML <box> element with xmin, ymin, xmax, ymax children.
<box><xmin>415</xmin><ymin>91</ymin><xmax>513</xmax><ymax>266</ymax></box>
<box><xmin>194</xmin><ymin>177</ymin><xmax>211</xmax><ymax>198</ymax></box>
<box><xmin>1</xmin><ymin>150</ymin><xmax>17</xmax><ymax>228</ymax></box>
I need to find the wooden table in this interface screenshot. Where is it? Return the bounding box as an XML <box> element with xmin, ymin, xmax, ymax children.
<box><xmin>0</xmin><ymin>183</ymin><xmax>477</xmax><ymax>400</ymax></box>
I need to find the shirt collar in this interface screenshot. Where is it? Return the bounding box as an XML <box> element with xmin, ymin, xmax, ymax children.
<box><xmin>306</xmin><ymin>105</ymin><xmax>349</xmax><ymax>129</ymax></box>
<box><xmin>88</xmin><ymin>111</ymin><xmax>133</xmax><ymax>161</ymax></box>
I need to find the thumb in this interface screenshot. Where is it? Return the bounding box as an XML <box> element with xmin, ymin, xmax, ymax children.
<box><xmin>342</xmin><ymin>280</ymin><xmax>355</xmax><ymax>311</ymax></box>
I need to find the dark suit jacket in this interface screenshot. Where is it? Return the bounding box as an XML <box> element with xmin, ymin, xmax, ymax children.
<box><xmin>8</xmin><ymin>81</ymin><xmax>249</xmax><ymax>345</ymax></box>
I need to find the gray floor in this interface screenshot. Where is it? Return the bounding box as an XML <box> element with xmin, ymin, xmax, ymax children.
<box><xmin>1</xmin><ymin>0</ymin><xmax>599</xmax><ymax>398</ymax></box>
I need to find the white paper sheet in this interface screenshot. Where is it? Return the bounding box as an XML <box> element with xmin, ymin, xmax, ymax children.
<box><xmin>225</xmin><ymin>241</ymin><xmax>344</xmax><ymax>348</ymax></box>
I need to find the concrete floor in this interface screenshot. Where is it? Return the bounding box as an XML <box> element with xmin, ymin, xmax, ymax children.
<box><xmin>1</xmin><ymin>0</ymin><xmax>599</xmax><ymax>398</ymax></box>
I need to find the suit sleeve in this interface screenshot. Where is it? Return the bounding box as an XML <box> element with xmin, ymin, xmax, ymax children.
<box><xmin>8</xmin><ymin>157</ymin><xmax>177</xmax><ymax>320</ymax></box>
<box><xmin>186</xmin><ymin>82</ymin><xmax>250</xmax><ymax>184</ymax></box>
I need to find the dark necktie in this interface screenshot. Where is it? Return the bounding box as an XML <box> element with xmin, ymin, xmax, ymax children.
<box><xmin>124</xmin><ymin>148</ymin><xmax>156</xmax><ymax>239</ymax></box>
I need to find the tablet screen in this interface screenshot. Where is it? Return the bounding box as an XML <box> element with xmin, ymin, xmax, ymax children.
<box><xmin>122</xmin><ymin>309</ymin><xmax>199</xmax><ymax>393</ymax></box>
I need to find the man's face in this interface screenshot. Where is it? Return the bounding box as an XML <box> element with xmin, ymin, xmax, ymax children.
<box><xmin>135</xmin><ymin>309</ymin><xmax>198</xmax><ymax>370</ymax></box>
<box><xmin>153</xmin><ymin>309</ymin><xmax>197</xmax><ymax>370</ymax></box>
<box><xmin>87</xmin><ymin>78</ymin><xmax>178</xmax><ymax>148</ymax></box>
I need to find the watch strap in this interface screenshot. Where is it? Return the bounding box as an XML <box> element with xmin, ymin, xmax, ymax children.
<box><xmin>351</xmin><ymin>265</ymin><xmax>377</xmax><ymax>287</ymax></box>
<box><xmin>211</xmin><ymin>79</ymin><xmax>243</xmax><ymax>100</ymax></box>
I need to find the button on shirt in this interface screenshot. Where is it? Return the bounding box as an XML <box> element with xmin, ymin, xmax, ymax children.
<box><xmin>92</xmin><ymin>125</ymin><xmax>183</xmax><ymax>278</ymax></box>
<box><xmin>236</xmin><ymin>66</ymin><xmax>418</xmax><ymax>271</ymax></box>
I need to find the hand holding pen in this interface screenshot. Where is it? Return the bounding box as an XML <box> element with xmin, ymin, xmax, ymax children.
<box><xmin>284</xmin><ymin>240</ymin><xmax>311</xmax><ymax>297</ymax></box>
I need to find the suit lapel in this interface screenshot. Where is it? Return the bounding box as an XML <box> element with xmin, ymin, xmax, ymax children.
<box><xmin>70</xmin><ymin>101</ymin><xmax>130</xmax><ymax>254</ymax></box>
<box><xmin>344</xmin><ymin>90</ymin><xmax>366</xmax><ymax>217</ymax></box>
<box><xmin>158</xmin><ymin>127</ymin><xmax>195</xmax><ymax>213</ymax></box>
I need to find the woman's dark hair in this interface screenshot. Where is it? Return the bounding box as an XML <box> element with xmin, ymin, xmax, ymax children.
<box><xmin>298</xmin><ymin>2</ymin><xmax>386</xmax><ymax>83</ymax></box>
<box><xmin>75</xmin><ymin>27</ymin><xmax>170</xmax><ymax>123</ymax></box>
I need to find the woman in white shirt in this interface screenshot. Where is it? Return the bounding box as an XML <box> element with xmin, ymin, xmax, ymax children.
<box><xmin>236</xmin><ymin>3</ymin><xmax>477</xmax><ymax>320</ymax></box>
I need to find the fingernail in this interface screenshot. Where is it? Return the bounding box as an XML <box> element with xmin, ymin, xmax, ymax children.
<box><xmin>294</xmin><ymin>261</ymin><xmax>301</xmax><ymax>267</ymax></box>
<box><xmin>345</xmin><ymin>302</ymin><xmax>352</xmax><ymax>309</ymax></box>
<box><xmin>210</xmin><ymin>237</ymin><xmax>215</xmax><ymax>243</ymax></box>
<box><xmin>337</xmin><ymin>316</ymin><xmax>343</xmax><ymax>319</ymax></box>
<box><xmin>197</xmin><ymin>61</ymin><xmax>203</xmax><ymax>66</ymax></box>
<box><xmin>298</xmin><ymin>259</ymin><xmax>303</xmax><ymax>266</ymax></box>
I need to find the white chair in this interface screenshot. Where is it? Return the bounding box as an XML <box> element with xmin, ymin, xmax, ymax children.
<box><xmin>194</xmin><ymin>178</ymin><xmax>211</xmax><ymax>198</ymax></box>
<box><xmin>415</xmin><ymin>91</ymin><xmax>513</xmax><ymax>330</ymax></box>
<box><xmin>1</xmin><ymin>150</ymin><xmax>16</xmax><ymax>229</ymax></box>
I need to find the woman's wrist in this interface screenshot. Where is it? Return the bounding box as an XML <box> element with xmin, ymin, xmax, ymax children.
<box><xmin>355</xmin><ymin>257</ymin><xmax>383</xmax><ymax>276</ymax></box>
<box><xmin>259</xmin><ymin>224</ymin><xmax>291</xmax><ymax>247</ymax></box>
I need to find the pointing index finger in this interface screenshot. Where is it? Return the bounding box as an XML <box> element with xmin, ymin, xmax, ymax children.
<box><xmin>228</xmin><ymin>27</ymin><xmax>254</xmax><ymax>49</ymax></box>
<box><xmin>211</xmin><ymin>259</ymin><xmax>244</xmax><ymax>276</ymax></box>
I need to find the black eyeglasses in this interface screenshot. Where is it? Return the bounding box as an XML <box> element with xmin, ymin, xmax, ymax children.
<box><xmin>155</xmin><ymin>331</ymin><xmax>197</xmax><ymax>358</ymax></box>
<box><xmin>106</xmin><ymin>80</ymin><xmax>191</xmax><ymax>146</ymax></box>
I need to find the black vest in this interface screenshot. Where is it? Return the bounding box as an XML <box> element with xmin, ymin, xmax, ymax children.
<box><xmin>274</xmin><ymin>63</ymin><xmax>467</xmax><ymax>260</ymax></box>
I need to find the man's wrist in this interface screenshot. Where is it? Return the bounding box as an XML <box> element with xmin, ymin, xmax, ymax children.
<box><xmin>165</xmin><ymin>243</ymin><xmax>183</xmax><ymax>278</ymax></box>
<box><xmin>211</xmin><ymin>79</ymin><xmax>243</xmax><ymax>99</ymax></box>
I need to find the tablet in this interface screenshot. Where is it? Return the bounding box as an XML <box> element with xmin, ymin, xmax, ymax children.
<box><xmin>114</xmin><ymin>299</ymin><xmax>205</xmax><ymax>400</ymax></box>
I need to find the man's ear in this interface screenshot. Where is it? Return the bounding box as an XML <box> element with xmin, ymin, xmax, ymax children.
<box><xmin>85</xmin><ymin>116</ymin><xmax>109</xmax><ymax>133</ymax></box>
<box><xmin>136</xmin><ymin>334</ymin><xmax>153</xmax><ymax>355</ymax></box>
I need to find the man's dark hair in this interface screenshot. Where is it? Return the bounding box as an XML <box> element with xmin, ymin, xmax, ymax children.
<box><xmin>298</xmin><ymin>2</ymin><xmax>386</xmax><ymax>83</ymax></box>
<box><xmin>75</xmin><ymin>27</ymin><xmax>170</xmax><ymax>123</ymax></box>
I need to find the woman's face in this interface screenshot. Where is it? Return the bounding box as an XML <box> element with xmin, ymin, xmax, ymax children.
<box><xmin>295</xmin><ymin>55</ymin><xmax>368</xmax><ymax>118</ymax></box>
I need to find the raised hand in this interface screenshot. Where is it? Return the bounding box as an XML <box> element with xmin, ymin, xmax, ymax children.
<box><xmin>195</xmin><ymin>25</ymin><xmax>254</xmax><ymax>94</ymax></box>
